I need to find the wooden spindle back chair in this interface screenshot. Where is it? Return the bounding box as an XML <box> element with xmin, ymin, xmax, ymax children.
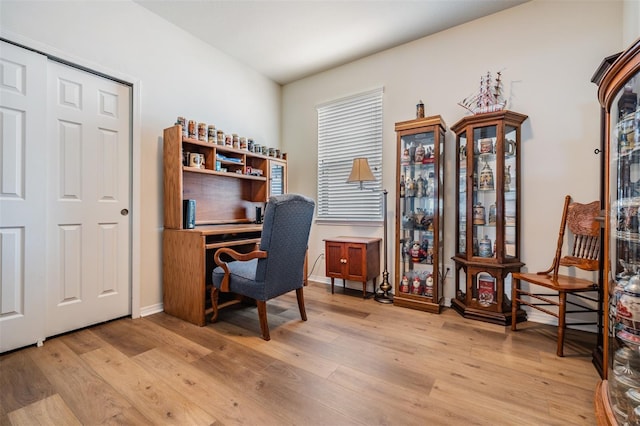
<box><xmin>511</xmin><ymin>195</ymin><xmax>601</xmax><ymax>356</ymax></box>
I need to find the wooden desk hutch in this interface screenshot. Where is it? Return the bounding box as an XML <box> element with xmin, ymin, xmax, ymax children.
<box><xmin>162</xmin><ymin>124</ymin><xmax>287</xmax><ymax>326</ymax></box>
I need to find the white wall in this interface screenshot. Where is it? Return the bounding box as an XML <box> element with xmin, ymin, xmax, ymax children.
<box><xmin>1</xmin><ymin>0</ymin><xmax>635</xmax><ymax>326</ymax></box>
<box><xmin>0</xmin><ymin>0</ymin><xmax>281</xmax><ymax>311</ymax></box>
<box><xmin>282</xmin><ymin>0</ymin><xmax>627</xmax><ymax>324</ymax></box>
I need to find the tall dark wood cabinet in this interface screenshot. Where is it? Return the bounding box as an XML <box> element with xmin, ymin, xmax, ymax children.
<box><xmin>593</xmin><ymin>38</ymin><xmax>640</xmax><ymax>426</ymax></box>
<box><xmin>450</xmin><ymin>110</ymin><xmax>528</xmax><ymax>325</ymax></box>
<box><xmin>394</xmin><ymin>116</ymin><xmax>447</xmax><ymax>313</ymax></box>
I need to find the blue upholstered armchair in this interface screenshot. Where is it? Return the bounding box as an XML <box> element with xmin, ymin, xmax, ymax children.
<box><xmin>211</xmin><ymin>194</ymin><xmax>315</xmax><ymax>340</ymax></box>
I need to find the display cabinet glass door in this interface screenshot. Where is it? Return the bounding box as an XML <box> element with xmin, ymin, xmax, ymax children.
<box><xmin>399</xmin><ymin>131</ymin><xmax>437</xmax><ymax>299</ymax></box>
<box><xmin>471</xmin><ymin>125</ymin><xmax>519</xmax><ymax>263</ymax></box>
<box><xmin>606</xmin><ymin>67</ymin><xmax>640</xmax><ymax>425</ymax></box>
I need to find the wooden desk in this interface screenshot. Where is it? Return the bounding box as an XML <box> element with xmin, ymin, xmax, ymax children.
<box><xmin>324</xmin><ymin>236</ymin><xmax>381</xmax><ymax>298</ymax></box>
<box><xmin>163</xmin><ymin>224</ymin><xmax>262</xmax><ymax>326</ymax></box>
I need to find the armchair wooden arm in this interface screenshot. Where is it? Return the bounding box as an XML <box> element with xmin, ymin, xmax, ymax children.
<box><xmin>213</xmin><ymin>247</ymin><xmax>267</xmax><ymax>292</ymax></box>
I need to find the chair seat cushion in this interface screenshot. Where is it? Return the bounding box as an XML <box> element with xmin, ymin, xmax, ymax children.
<box><xmin>513</xmin><ymin>272</ymin><xmax>597</xmax><ymax>292</ymax></box>
<box><xmin>212</xmin><ymin>258</ymin><xmax>267</xmax><ymax>300</ymax></box>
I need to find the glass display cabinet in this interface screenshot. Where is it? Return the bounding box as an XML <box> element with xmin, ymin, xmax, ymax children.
<box><xmin>394</xmin><ymin>115</ymin><xmax>447</xmax><ymax>313</ymax></box>
<box><xmin>593</xmin><ymin>38</ymin><xmax>640</xmax><ymax>426</ymax></box>
<box><xmin>451</xmin><ymin>110</ymin><xmax>528</xmax><ymax>325</ymax></box>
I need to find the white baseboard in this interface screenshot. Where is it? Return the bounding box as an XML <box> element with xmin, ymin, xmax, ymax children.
<box><xmin>140</xmin><ymin>303</ymin><xmax>163</xmax><ymax>318</ymax></box>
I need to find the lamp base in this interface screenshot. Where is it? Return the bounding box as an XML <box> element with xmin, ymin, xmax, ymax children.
<box><xmin>374</xmin><ymin>269</ymin><xmax>393</xmax><ymax>304</ymax></box>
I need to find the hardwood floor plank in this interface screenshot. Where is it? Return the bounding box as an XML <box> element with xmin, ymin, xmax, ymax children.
<box><xmin>89</xmin><ymin>319</ymin><xmax>161</xmax><ymax>357</ymax></box>
<box><xmin>327</xmin><ymin>365</ymin><xmax>484</xmax><ymax>426</ymax></box>
<box><xmin>7</xmin><ymin>394</ymin><xmax>81</xmax><ymax>426</ymax></box>
<box><xmin>192</xmin><ymin>349</ymin><xmax>365</xmax><ymax>425</ymax></box>
<box><xmin>58</xmin><ymin>328</ymin><xmax>107</xmax><ymax>356</ymax></box>
<box><xmin>121</xmin><ymin>316</ymin><xmax>213</xmax><ymax>363</ymax></box>
<box><xmin>26</xmin><ymin>337</ymin><xmax>152</xmax><ymax>425</ymax></box>
<box><xmin>211</xmin><ymin>320</ymin><xmax>341</xmax><ymax>378</ymax></box>
<box><xmin>134</xmin><ymin>347</ymin><xmax>288</xmax><ymax>425</ymax></box>
<box><xmin>0</xmin><ymin>350</ymin><xmax>56</xmax><ymax>418</ymax></box>
<box><xmin>81</xmin><ymin>345</ymin><xmax>218</xmax><ymax>425</ymax></box>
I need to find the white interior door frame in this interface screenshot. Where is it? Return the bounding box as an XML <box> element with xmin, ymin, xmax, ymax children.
<box><xmin>1</xmin><ymin>32</ymin><xmax>142</xmax><ymax>320</ymax></box>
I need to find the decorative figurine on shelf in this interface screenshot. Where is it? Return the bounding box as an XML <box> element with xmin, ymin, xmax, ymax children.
<box><xmin>416</xmin><ymin>174</ymin><xmax>425</xmax><ymax>198</ymax></box>
<box><xmin>505</xmin><ymin>139</ymin><xmax>516</xmax><ymax>156</ymax></box>
<box><xmin>421</xmin><ymin>213</ymin><xmax>434</xmax><ymax>230</ymax></box>
<box><xmin>408</xmin><ymin>141</ymin><xmax>417</xmax><ymax>160</ymax></box>
<box><xmin>400</xmin><ymin>175</ymin><xmax>406</xmax><ymax>198</ymax></box>
<box><xmin>504</xmin><ymin>165</ymin><xmax>512</xmax><ymax>192</ymax></box>
<box><xmin>426</xmin><ymin>171</ymin><xmax>435</xmax><ymax>198</ymax></box>
<box><xmin>416</xmin><ymin>100</ymin><xmax>425</xmax><ymax>119</ymax></box>
<box><xmin>478</xmin><ymin>235</ymin><xmax>493</xmax><ymax>257</ymax></box>
<box><xmin>473</xmin><ymin>203</ymin><xmax>486</xmax><ymax>225</ymax></box>
<box><xmin>421</xmin><ymin>234</ymin><xmax>430</xmax><ymax>253</ymax></box>
<box><xmin>401</xmin><ymin>149</ymin><xmax>411</xmax><ymax>166</ymax></box>
<box><xmin>479</xmin><ymin>159</ymin><xmax>495</xmax><ymax>191</ymax></box>
<box><xmin>479</xmin><ymin>138</ymin><xmax>493</xmax><ymax>154</ymax></box>
<box><xmin>424</xmin><ymin>274</ymin><xmax>434</xmax><ymax>297</ymax></box>
<box><xmin>423</xmin><ymin>145</ymin><xmax>434</xmax><ymax>163</ymax></box>
<box><xmin>402</xmin><ymin>213</ymin><xmax>415</xmax><ymax>230</ymax></box>
<box><xmin>406</xmin><ymin>175</ymin><xmax>416</xmax><ymax>197</ymax></box>
<box><xmin>400</xmin><ymin>276</ymin><xmax>410</xmax><ymax>293</ymax></box>
<box><xmin>411</xmin><ymin>276</ymin><xmax>422</xmax><ymax>294</ymax></box>
<box><xmin>408</xmin><ymin>241</ymin><xmax>426</xmax><ymax>263</ymax></box>
<box><xmin>415</xmin><ymin>144</ymin><xmax>425</xmax><ymax>163</ymax></box>
<box><xmin>458</xmin><ymin>70</ymin><xmax>507</xmax><ymax>115</ymax></box>
<box><xmin>426</xmin><ymin>247</ymin><xmax>434</xmax><ymax>264</ymax></box>
<box><xmin>459</xmin><ymin>145</ymin><xmax>467</xmax><ymax>161</ymax></box>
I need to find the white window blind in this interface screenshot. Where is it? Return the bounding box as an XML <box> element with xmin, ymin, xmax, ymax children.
<box><xmin>317</xmin><ymin>87</ymin><xmax>383</xmax><ymax>221</ymax></box>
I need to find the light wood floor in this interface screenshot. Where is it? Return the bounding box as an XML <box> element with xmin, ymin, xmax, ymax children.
<box><xmin>1</xmin><ymin>281</ymin><xmax>600</xmax><ymax>426</ymax></box>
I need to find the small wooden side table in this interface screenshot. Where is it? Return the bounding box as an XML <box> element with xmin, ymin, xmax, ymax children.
<box><xmin>324</xmin><ymin>236</ymin><xmax>381</xmax><ymax>298</ymax></box>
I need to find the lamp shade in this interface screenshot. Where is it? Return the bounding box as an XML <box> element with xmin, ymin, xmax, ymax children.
<box><xmin>347</xmin><ymin>158</ymin><xmax>375</xmax><ymax>184</ymax></box>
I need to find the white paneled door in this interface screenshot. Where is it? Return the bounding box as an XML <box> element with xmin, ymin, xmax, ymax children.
<box><xmin>45</xmin><ymin>61</ymin><xmax>131</xmax><ymax>337</ymax></box>
<box><xmin>0</xmin><ymin>41</ymin><xmax>132</xmax><ymax>352</ymax></box>
<box><xmin>0</xmin><ymin>41</ymin><xmax>48</xmax><ymax>352</ymax></box>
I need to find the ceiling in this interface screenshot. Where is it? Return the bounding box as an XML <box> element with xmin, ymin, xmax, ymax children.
<box><xmin>135</xmin><ymin>0</ymin><xmax>529</xmax><ymax>85</ymax></box>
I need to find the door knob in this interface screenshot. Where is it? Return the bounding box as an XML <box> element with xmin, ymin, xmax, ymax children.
<box><xmin>121</xmin><ymin>209</ymin><xmax>129</xmax><ymax>216</ymax></box>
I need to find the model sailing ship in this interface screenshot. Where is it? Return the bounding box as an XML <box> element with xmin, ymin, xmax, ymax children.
<box><xmin>458</xmin><ymin>71</ymin><xmax>507</xmax><ymax>114</ymax></box>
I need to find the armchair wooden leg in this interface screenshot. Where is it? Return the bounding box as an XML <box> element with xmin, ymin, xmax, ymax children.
<box><xmin>296</xmin><ymin>287</ymin><xmax>307</xmax><ymax>321</ymax></box>
<box><xmin>557</xmin><ymin>292</ymin><xmax>566</xmax><ymax>357</ymax></box>
<box><xmin>257</xmin><ymin>301</ymin><xmax>271</xmax><ymax>341</ymax></box>
<box><xmin>511</xmin><ymin>278</ymin><xmax>520</xmax><ymax>332</ymax></box>
<box><xmin>211</xmin><ymin>288</ymin><xmax>220</xmax><ymax>323</ymax></box>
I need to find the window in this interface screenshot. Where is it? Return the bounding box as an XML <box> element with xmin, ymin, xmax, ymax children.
<box><xmin>317</xmin><ymin>87</ymin><xmax>383</xmax><ymax>222</ymax></box>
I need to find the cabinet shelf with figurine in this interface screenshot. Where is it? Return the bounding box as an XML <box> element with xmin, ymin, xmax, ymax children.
<box><xmin>394</xmin><ymin>115</ymin><xmax>447</xmax><ymax>313</ymax></box>
<box><xmin>592</xmin><ymin>38</ymin><xmax>640</xmax><ymax>426</ymax></box>
<box><xmin>451</xmin><ymin>110</ymin><xmax>528</xmax><ymax>325</ymax></box>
